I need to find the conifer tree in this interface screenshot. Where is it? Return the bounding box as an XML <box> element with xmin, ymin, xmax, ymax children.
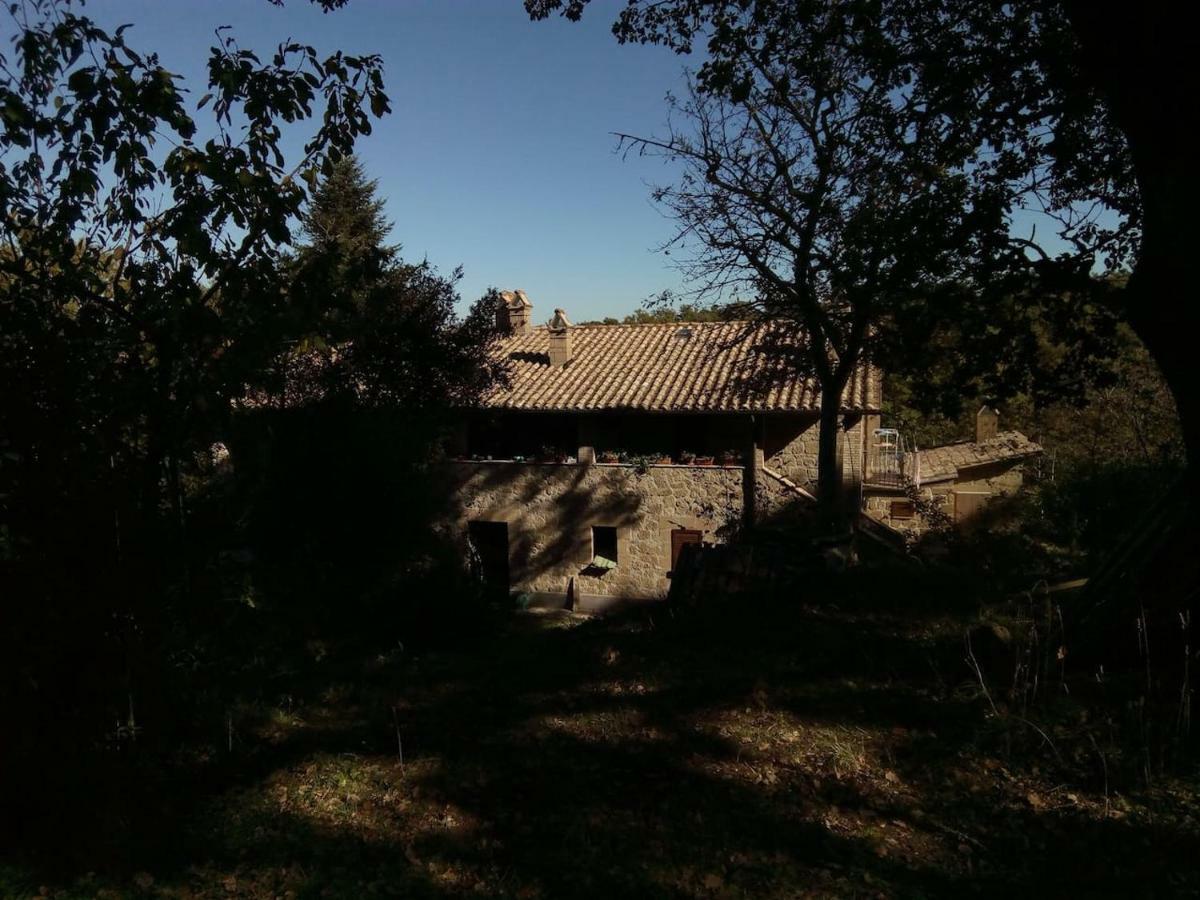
<box><xmin>284</xmin><ymin>157</ymin><xmax>502</xmax><ymax>408</ymax></box>
<box><xmin>290</xmin><ymin>156</ymin><xmax>400</xmax><ymax>333</ymax></box>
<box><xmin>301</xmin><ymin>156</ymin><xmax>398</xmax><ymax>275</ymax></box>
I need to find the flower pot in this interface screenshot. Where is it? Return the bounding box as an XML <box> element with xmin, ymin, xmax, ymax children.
<box><xmin>694</xmin><ymin>456</ymin><xmax>715</xmax><ymax>466</ymax></box>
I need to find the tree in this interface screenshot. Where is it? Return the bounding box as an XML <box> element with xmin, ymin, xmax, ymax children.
<box><xmin>282</xmin><ymin>156</ymin><xmax>503</xmax><ymax>408</ymax></box>
<box><xmin>599</xmin><ymin>2</ymin><xmax>1055</xmax><ymax>527</ymax></box>
<box><xmin>1053</xmin><ymin>3</ymin><xmax>1198</xmax><ymax>478</ymax></box>
<box><xmin>527</xmin><ymin>0</ymin><xmax>1195</xmax><ymax>722</ymax></box>
<box><xmin>287</xmin><ymin>155</ymin><xmax>398</xmax><ymax>333</ymax></box>
<box><xmin>241</xmin><ymin>158</ymin><xmax>503</xmax><ymax>630</ymax></box>
<box><xmin>578</xmin><ymin>302</ymin><xmax>737</xmax><ymax>325</ymax></box>
<box><xmin>526</xmin><ymin>0</ymin><xmax>1196</xmax><ymax>493</ymax></box>
<box><xmin>0</xmin><ymin>0</ymin><xmax>389</xmax><ymax>842</ymax></box>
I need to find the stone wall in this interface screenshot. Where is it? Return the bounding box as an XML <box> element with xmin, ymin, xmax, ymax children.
<box><xmin>764</xmin><ymin>413</ymin><xmax>867</xmax><ymax>492</ymax></box>
<box><xmin>445</xmin><ymin>412</ymin><xmax>875</xmax><ymax>604</ymax></box>
<box><xmin>755</xmin><ymin>468</ymin><xmax>819</xmax><ymax>528</ymax></box>
<box><xmin>764</xmin><ymin>415</ymin><xmax>819</xmax><ymax>486</ymax></box>
<box><xmin>863</xmin><ymin>461</ymin><xmax>1027</xmax><ymax>534</ymax></box>
<box><xmin>442</xmin><ymin>461</ymin><xmax>746</xmax><ymax>602</ymax></box>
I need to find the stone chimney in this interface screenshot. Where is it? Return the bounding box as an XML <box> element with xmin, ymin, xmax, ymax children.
<box><xmin>548</xmin><ymin>308</ymin><xmax>573</xmax><ymax>367</ymax></box>
<box><xmin>497</xmin><ymin>289</ymin><xmax>532</xmax><ymax>335</ymax></box>
<box><xmin>976</xmin><ymin>405</ymin><xmax>999</xmax><ymax>442</ymax></box>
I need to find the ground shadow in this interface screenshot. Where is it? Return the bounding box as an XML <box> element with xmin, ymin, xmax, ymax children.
<box><xmin>6</xmin><ymin>583</ymin><xmax>1198</xmax><ymax>899</ymax></box>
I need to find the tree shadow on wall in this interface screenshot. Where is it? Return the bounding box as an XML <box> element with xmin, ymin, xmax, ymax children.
<box><xmin>451</xmin><ymin>460</ymin><xmax>644</xmax><ymax>593</ymax></box>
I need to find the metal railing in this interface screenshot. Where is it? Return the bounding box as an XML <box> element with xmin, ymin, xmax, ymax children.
<box><xmin>865</xmin><ymin>428</ymin><xmax>919</xmax><ymax>487</ymax></box>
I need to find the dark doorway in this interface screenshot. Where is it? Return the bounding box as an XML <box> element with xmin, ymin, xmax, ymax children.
<box><xmin>468</xmin><ymin>520</ymin><xmax>510</xmax><ymax>596</ymax></box>
<box><xmin>670</xmin><ymin>528</ymin><xmax>702</xmax><ymax>573</ymax></box>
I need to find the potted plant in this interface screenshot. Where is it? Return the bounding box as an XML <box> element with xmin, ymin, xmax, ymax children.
<box><xmin>694</xmin><ymin>455</ymin><xmax>715</xmax><ymax>466</ymax></box>
<box><xmin>599</xmin><ymin>449</ymin><xmax>621</xmax><ymax>463</ymax></box>
<box><xmin>655</xmin><ymin>452</ymin><xmax>673</xmax><ymax>465</ymax></box>
<box><xmin>678</xmin><ymin>450</ymin><xmax>696</xmax><ymax>465</ymax></box>
<box><xmin>629</xmin><ymin>453</ymin><xmax>652</xmax><ymax>475</ymax></box>
<box><xmin>718</xmin><ymin>449</ymin><xmax>740</xmax><ymax>466</ymax></box>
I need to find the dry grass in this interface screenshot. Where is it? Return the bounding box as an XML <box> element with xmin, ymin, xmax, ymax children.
<box><xmin>4</xmin><ymin>594</ymin><xmax>1198</xmax><ymax>899</ymax></box>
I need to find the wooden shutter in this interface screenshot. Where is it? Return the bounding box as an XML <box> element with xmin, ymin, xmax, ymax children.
<box><xmin>953</xmin><ymin>491</ymin><xmax>990</xmax><ymax>522</ymax></box>
<box><xmin>670</xmin><ymin>528</ymin><xmax>703</xmax><ymax>571</ymax></box>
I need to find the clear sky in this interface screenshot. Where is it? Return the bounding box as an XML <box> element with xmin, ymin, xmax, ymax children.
<box><xmin>84</xmin><ymin>0</ymin><xmax>694</xmax><ymax>323</ymax></box>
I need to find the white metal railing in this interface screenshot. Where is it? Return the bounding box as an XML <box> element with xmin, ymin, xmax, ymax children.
<box><xmin>865</xmin><ymin>428</ymin><xmax>919</xmax><ymax>487</ymax></box>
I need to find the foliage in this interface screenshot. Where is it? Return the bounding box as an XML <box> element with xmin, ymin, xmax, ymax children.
<box><xmin>527</xmin><ymin>0</ymin><xmax>1139</xmax><ymax>274</ymax></box>
<box><xmin>1013</xmin><ymin>329</ymin><xmax>1183</xmax><ymax>569</ymax></box>
<box><xmin>279</xmin><ymin>156</ymin><xmax>505</xmax><ymax>409</ymax></box>
<box><xmin>288</xmin><ymin>155</ymin><xmax>399</xmax><ymax>333</ymax></box>
<box><xmin>209</xmin><ymin>158</ymin><xmax>505</xmax><ymax>694</ymax></box>
<box><xmin>529</xmin><ymin>0</ymin><xmax>1200</xmax><ymax>497</ymax></box>
<box><xmin>578</xmin><ymin>300</ymin><xmax>741</xmax><ymax>325</ymax></box>
<box><xmin>886</xmin><ymin>324</ymin><xmax>1182</xmax><ymax>578</ymax></box>
<box><xmin>0</xmin><ymin>0</ymin><xmax>391</xmax><ymax>850</ymax></box>
<box><xmin>534</xmin><ymin>1</ymin><xmax>1133</xmax><ymax>529</ymax></box>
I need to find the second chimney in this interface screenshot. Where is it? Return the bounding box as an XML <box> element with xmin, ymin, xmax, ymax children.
<box><xmin>976</xmin><ymin>405</ymin><xmax>999</xmax><ymax>442</ymax></box>
<box><xmin>497</xmin><ymin>289</ymin><xmax>532</xmax><ymax>335</ymax></box>
<box><xmin>548</xmin><ymin>308</ymin><xmax>573</xmax><ymax>367</ymax></box>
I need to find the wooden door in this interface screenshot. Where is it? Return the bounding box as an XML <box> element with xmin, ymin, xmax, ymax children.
<box><xmin>670</xmin><ymin>528</ymin><xmax>702</xmax><ymax>572</ymax></box>
<box><xmin>953</xmin><ymin>491</ymin><xmax>990</xmax><ymax>522</ymax></box>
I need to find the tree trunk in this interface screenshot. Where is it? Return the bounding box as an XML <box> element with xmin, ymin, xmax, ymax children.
<box><xmin>1062</xmin><ymin>4</ymin><xmax>1200</xmax><ymax>690</ymax></box>
<box><xmin>816</xmin><ymin>383</ymin><xmax>847</xmax><ymax>533</ymax></box>
<box><xmin>1064</xmin><ymin>2</ymin><xmax>1200</xmax><ymax>486</ymax></box>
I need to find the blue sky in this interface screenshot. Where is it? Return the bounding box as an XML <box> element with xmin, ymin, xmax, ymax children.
<box><xmin>77</xmin><ymin>1</ymin><xmax>1105</xmax><ymax>323</ymax></box>
<box><xmin>85</xmin><ymin>0</ymin><xmax>694</xmax><ymax>322</ymax></box>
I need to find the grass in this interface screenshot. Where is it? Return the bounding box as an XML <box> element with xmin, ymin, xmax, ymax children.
<box><xmin>4</xmin><ymin>579</ymin><xmax>1199</xmax><ymax>899</ymax></box>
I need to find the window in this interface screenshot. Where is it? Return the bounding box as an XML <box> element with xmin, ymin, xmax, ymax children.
<box><xmin>889</xmin><ymin>499</ymin><xmax>916</xmax><ymax>520</ymax></box>
<box><xmin>591</xmin><ymin>525</ymin><xmax>619</xmax><ymax>568</ymax></box>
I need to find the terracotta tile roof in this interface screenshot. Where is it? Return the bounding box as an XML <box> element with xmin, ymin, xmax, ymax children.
<box><xmin>917</xmin><ymin>431</ymin><xmax>1043</xmax><ymax>483</ymax></box>
<box><xmin>482</xmin><ymin>321</ymin><xmax>881</xmax><ymax>413</ymax></box>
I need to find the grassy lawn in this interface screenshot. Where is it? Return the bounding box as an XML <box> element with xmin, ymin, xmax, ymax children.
<box><xmin>4</xmin><ymin>583</ymin><xmax>1198</xmax><ymax>899</ymax></box>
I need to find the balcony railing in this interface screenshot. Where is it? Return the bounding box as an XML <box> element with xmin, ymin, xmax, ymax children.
<box><xmin>864</xmin><ymin>428</ymin><xmax>919</xmax><ymax>487</ymax></box>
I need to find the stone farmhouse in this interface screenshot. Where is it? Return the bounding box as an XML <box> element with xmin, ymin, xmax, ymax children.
<box><xmin>444</xmin><ymin>292</ymin><xmax>1042</xmax><ymax>609</ymax></box>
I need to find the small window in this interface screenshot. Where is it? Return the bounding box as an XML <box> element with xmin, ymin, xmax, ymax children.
<box><xmin>890</xmin><ymin>499</ymin><xmax>916</xmax><ymax>520</ymax></box>
<box><xmin>591</xmin><ymin>525</ymin><xmax>618</xmax><ymax>568</ymax></box>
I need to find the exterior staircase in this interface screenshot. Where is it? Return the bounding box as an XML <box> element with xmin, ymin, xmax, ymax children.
<box><xmin>761</xmin><ymin>465</ymin><xmax>907</xmax><ymax>551</ymax></box>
